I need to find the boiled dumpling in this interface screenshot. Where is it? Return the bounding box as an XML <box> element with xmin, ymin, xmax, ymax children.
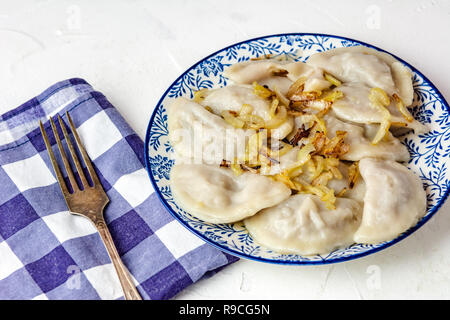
<box><xmin>390</xmin><ymin>60</ymin><xmax>415</xmax><ymax>107</ymax></box>
<box><xmin>202</xmin><ymin>85</ymin><xmax>269</xmax><ymax>119</ymax></box>
<box><xmin>258</xmin><ymin>76</ymin><xmax>295</xmax><ymax>96</ymax></box>
<box><xmin>324</xmin><ymin>114</ymin><xmax>410</xmax><ymax>162</ymax></box>
<box><xmin>224</xmin><ymin>59</ymin><xmax>331</xmax><ymax>94</ymax></box>
<box><xmin>244</xmin><ymin>194</ymin><xmax>362</xmax><ymax>255</ymax></box>
<box><xmin>307</xmin><ymin>49</ymin><xmax>394</xmax><ymax>95</ymax></box>
<box><xmin>287</xmin><ymin>114</ymin><xmax>410</xmax><ymax>161</ymax></box>
<box><xmin>331</xmin><ymin>83</ymin><xmax>426</xmax><ymax>133</ymax></box>
<box><xmin>224</xmin><ymin>59</ymin><xmax>313</xmax><ymax>84</ymax></box>
<box><xmin>168</xmin><ymin>97</ymin><xmax>254</xmax><ymax>164</ymax></box>
<box><xmin>170</xmin><ymin>164</ymin><xmax>291</xmax><ymax>223</ymax></box>
<box><xmin>201</xmin><ymin>85</ymin><xmax>294</xmax><ymax>139</ymax></box>
<box><xmin>306</xmin><ymin>46</ymin><xmax>414</xmax><ymax>106</ymax></box>
<box><xmin>353</xmin><ymin>158</ymin><xmax>427</xmax><ymax>244</ymax></box>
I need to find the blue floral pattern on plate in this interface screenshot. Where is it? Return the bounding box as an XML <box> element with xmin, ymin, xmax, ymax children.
<box><xmin>144</xmin><ymin>34</ymin><xmax>450</xmax><ymax>265</ymax></box>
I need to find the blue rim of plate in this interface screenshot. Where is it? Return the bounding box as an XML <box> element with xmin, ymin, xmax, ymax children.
<box><xmin>144</xmin><ymin>33</ymin><xmax>450</xmax><ymax>265</ymax></box>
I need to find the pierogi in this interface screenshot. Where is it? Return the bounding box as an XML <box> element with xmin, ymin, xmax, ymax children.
<box><xmin>200</xmin><ymin>85</ymin><xmax>294</xmax><ymax>139</ymax></box>
<box><xmin>244</xmin><ymin>194</ymin><xmax>362</xmax><ymax>255</ymax></box>
<box><xmin>331</xmin><ymin>83</ymin><xmax>426</xmax><ymax>133</ymax></box>
<box><xmin>171</xmin><ymin>164</ymin><xmax>291</xmax><ymax>223</ymax></box>
<box><xmin>168</xmin><ymin>97</ymin><xmax>254</xmax><ymax>164</ymax></box>
<box><xmin>167</xmin><ymin>45</ymin><xmax>428</xmax><ymax>256</ymax></box>
<box><xmin>353</xmin><ymin>158</ymin><xmax>427</xmax><ymax>244</ymax></box>
<box><xmin>225</xmin><ymin>59</ymin><xmax>314</xmax><ymax>85</ymax></box>
<box><xmin>224</xmin><ymin>59</ymin><xmax>332</xmax><ymax>94</ymax></box>
<box><xmin>287</xmin><ymin>114</ymin><xmax>411</xmax><ymax>162</ymax></box>
<box><xmin>306</xmin><ymin>46</ymin><xmax>414</xmax><ymax>106</ymax></box>
<box><xmin>323</xmin><ymin>114</ymin><xmax>411</xmax><ymax>162</ymax></box>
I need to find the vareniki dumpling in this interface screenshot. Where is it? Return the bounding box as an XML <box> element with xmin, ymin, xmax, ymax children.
<box><xmin>244</xmin><ymin>194</ymin><xmax>362</xmax><ymax>255</ymax></box>
<box><xmin>201</xmin><ymin>85</ymin><xmax>294</xmax><ymax>139</ymax></box>
<box><xmin>306</xmin><ymin>46</ymin><xmax>414</xmax><ymax>106</ymax></box>
<box><xmin>202</xmin><ymin>85</ymin><xmax>270</xmax><ymax>119</ymax></box>
<box><xmin>288</xmin><ymin>114</ymin><xmax>411</xmax><ymax>162</ymax></box>
<box><xmin>331</xmin><ymin>83</ymin><xmax>426</xmax><ymax>133</ymax></box>
<box><xmin>353</xmin><ymin>158</ymin><xmax>427</xmax><ymax>244</ymax></box>
<box><xmin>168</xmin><ymin>97</ymin><xmax>254</xmax><ymax>164</ymax></box>
<box><xmin>171</xmin><ymin>164</ymin><xmax>291</xmax><ymax>223</ymax></box>
<box><xmin>224</xmin><ymin>59</ymin><xmax>332</xmax><ymax>94</ymax></box>
<box><xmin>224</xmin><ymin>59</ymin><xmax>313</xmax><ymax>84</ymax></box>
<box><xmin>324</xmin><ymin>114</ymin><xmax>410</xmax><ymax>162</ymax></box>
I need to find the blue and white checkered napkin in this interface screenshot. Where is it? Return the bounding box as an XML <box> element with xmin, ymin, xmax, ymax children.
<box><xmin>0</xmin><ymin>79</ymin><xmax>238</xmax><ymax>300</ymax></box>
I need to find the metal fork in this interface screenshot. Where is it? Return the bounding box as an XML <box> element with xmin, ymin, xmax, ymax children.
<box><xmin>39</xmin><ymin>112</ymin><xmax>142</xmax><ymax>300</ymax></box>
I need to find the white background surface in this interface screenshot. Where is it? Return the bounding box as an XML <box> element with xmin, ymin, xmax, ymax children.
<box><xmin>1</xmin><ymin>0</ymin><xmax>449</xmax><ymax>299</ymax></box>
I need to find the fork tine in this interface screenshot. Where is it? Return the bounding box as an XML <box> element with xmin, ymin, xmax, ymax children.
<box><xmin>39</xmin><ymin>121</ymin><xmax>69</xmax><ymax>195</ymax></box>
<box><xmin>50</xmin><ymin>117</ymin><xmax>79</xmax><ymax>192</ymax></box>
<box><xmin>66</xmin><ymin>112</ymin><xmax>101</xmax><ymax>187</ymax></box>
<box><xmin>57</xmin><ymin>115</ymin><xmax>90</xmax><ymax>189</ymax></box>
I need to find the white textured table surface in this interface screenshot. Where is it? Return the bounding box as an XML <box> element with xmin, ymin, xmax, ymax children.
<box><xmin>1</xmin><ymin>0</ymin><xmax>449</xmax><ymax>299</ymax></box>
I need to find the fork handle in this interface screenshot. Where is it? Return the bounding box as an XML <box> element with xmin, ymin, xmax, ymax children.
<box><xmin>95</xmin><ymin>219</ymin><xmax>142</xmax><ymax>300</ymax></box>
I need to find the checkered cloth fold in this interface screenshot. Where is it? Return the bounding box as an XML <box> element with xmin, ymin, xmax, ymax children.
<box><xmin>0</xmin><ymin>79</ymin><xmax>237</xmax><ymax>300</ymax></box>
